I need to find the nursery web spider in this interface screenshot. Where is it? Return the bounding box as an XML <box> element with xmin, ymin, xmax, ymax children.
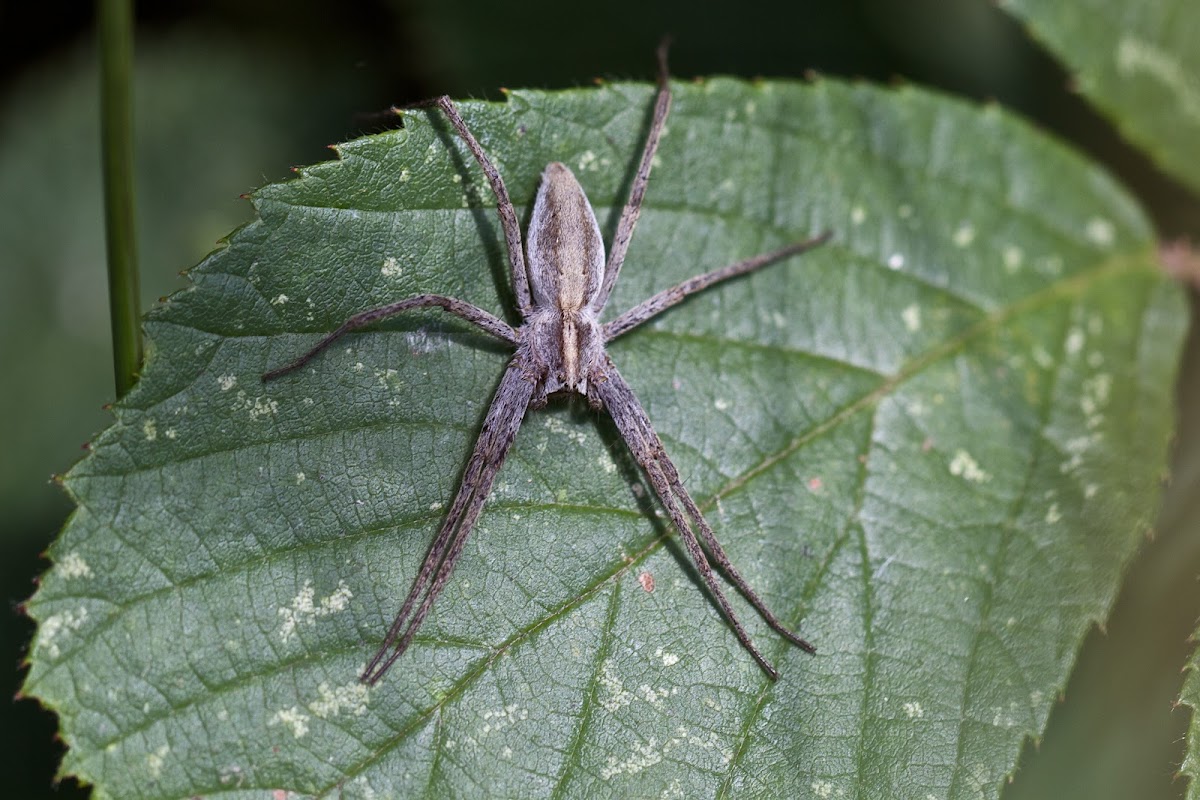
<box><xmin>264</xmin><ymin>44</ymin><xmax>830</xmax><ymax>683</ymax></box>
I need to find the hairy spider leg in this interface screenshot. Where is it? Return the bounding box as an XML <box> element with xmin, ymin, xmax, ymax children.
<box><xmin>603</xmin><ymin>232</ymin><xmax>832</xmax><ymax>342</ymax></box>
<box><xmin>591</xmin><ymin>357</ymin><xmax>813</xmax><ymax>679</ymax></box>
<box><xmin>262</xmin><ymin>295</ymin><xmax>515</xmax><ymax>382</ymax></box>
<box><xmin>404</xmin><ymin>96</ymin><xmax>534</xmax><ymax>315</ymax></box>
<box><xmin>362</xmin><ymin>356</ymin><xmax>535</xmax><ymax>684</ymax></box>
<box><xmin>592</xmin><ymin>38</ymin><xmax>673</xmax><ymax>312</ymax></box>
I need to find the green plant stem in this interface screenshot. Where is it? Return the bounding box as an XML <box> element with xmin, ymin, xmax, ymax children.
<box><xmin>99</xmin><ymin>0</ymin><xmax>141</xmax><ymax>397</ymax></box>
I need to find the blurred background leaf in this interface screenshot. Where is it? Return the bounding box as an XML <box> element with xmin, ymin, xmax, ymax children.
<box><xmin>1001</xmin><ymin>0</ymin><xmax>1200</xmax><ymax>195</ymax></box>
<box><xmin>0</xmin><ymin>32</ymin><xmax>376</xmax><ymax>527</ymax></box>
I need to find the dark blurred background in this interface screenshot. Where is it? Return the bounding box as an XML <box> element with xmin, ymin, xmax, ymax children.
<box><xmin>3</xmin><ymin>1</ymin><xmax>1198</xmax><ymax>797</ymax></box>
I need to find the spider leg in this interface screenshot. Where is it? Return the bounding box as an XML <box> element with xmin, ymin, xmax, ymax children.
<box><xmin>653</xmin><ymin>427</ymin><xmax>816</xmax><ymax>654</ymax></box>
<box><xmin>603</xmin><ymin>232</ymin><xmax>831</xmax><ymax>342</ymax></box>
<box><xmin>409</xmin><ymin>96</ymin><xmax>533</xmax><ymax>316</ymax></box>
<box><xmin>591</xmin><ymin>356</ymin><xmax>811</xmax><ymax>680</ymax></box>
<box><xmin>592</xmin><ymin>39</ymin><xmax>673</xmax><ymax>312</ymax></box>
<box><xmin>262</xmin><ymin>294</ymin><xmax>516</xmax><ymax>381</ymax></box>
<box><xmin>361</xmin><ymin>353</ymin><xmax>535</xmax><ymax>684</ymax></box>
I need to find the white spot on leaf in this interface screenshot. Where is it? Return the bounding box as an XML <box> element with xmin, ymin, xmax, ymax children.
<box><xmin>601</xmin><ymin>738</ymin><xmax>663</xmax><ymax>780</ymax></box>
<box><xmin>38</xmin><ymin>607</ymin><xmax>88</xmax><ymax>658</ymax></box>
<box><xmin>1066</xmin><ymin>328</ymin><xmax>1085</xmax><ymax>355</ymax></box>
<box><xmin>901</xmin><ymin>304</ymin><xmax>921</xmax><ymax>332</ymax></box>
<box><xmin>1086</xmin><ymin>217</ymin><xmax>1115</xmax><ymax>246</ymax></box>
<box><xmin>953</xmin><ymin>224</ymin><xmax>975</xmax><ymax>247</ymax></box>
<box><xmin>655</xmin><ymin>647</ymin><xmax>679</xmax><ymax>666</ymax></box>
<box><xmin>308</xmin><ymin>681</ymin><xmax>370</xmax><ymax>719</ymax></box>
<box><xmin>269</xmin><ymin>706</ymin><xmax>310</xmax><ymax>738</ymax></box>
<box><xmin>277</xmin><ymin>580</ymin><xmax>353</xmax><ymax>642</ymax></box>
<box><xmin>639</xmin><ymin>684</ymin><xmax>671</xmax><ymax>707</ymax></box>
<box><xmin>232</xmin><ymin>389</ymin><xmax>279</xmax><ymax>420</ymax></box>
<box><xmin>1003</xmin><ymin>246</ymin><xmax>1023</xmax><ymax>273</ymax></box>
<box><xmin>146</xmin><ymin>744</ymin><xmax>170</xmax><ymax>779</ymax></box>
<box><xmin>481</xmin><ymin>703</ymin><xmax>528</xmax><ymax>734</ymax></box>
<box><xmin>949</xmin><ymin>450</ymin><xmax>990</xmax><ymax>483</ymax></box>
<box><xmin>58</xmin><ymin>553</ymin><xmax>93</xmax><ymax>579</ymax></box>
<box><xmin>599</xmin><ymin>659</ymin><xmax>634</xmax><ymax>712</ymax></box>
<box><xmin>381</xmin><ymin>256</ymin><xmax>403</xmax><ymax>278</ymax></box>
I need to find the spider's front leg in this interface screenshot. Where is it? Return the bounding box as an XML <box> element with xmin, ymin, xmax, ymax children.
<box><xmin>262</xmin><ymin>294</ymin><xmax>516</xmax><ymax>381</ymax></box>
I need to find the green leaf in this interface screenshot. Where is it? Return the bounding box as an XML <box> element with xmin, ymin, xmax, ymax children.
<box><xmin>25</xmin><ymin>78</ymin><xmax>1183</xmax><ymax>798</ymax></box>
<box><xmin>1183</xmin><ymin>651</ymin><xmax>1200</xmax><ymax>799</ymax></box>
<box><xmin>1000</xmin><ymin>0</ymin><xmax>1200</xmax><ymax>193</ymax></box>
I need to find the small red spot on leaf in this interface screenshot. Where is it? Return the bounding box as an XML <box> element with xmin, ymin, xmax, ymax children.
<box><xmin>638</xmin><ymin>572</ymin><xmax>655</xmax><ymax>592</ymax></box>
<box><xmin>807</xmin><ymin>477</ymin><xmax>823</xmax><ymax>492</ymax></box>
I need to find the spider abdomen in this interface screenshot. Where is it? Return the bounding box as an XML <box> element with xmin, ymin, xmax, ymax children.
<box><xmin>526</xmin><ymin>163</ymin><xmax>606</xmax><ymax>314</ymax></box>
<box><xmin>525</xmin><ymin>161</ymin><xmax>608</xmax><ymax>399</ymax></box>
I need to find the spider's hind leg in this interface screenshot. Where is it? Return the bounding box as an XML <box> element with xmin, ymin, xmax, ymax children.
<box><xmin>591</xmin><ymin>357</ymin><xmax>812</xmax><ymax>679</ymax></box>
